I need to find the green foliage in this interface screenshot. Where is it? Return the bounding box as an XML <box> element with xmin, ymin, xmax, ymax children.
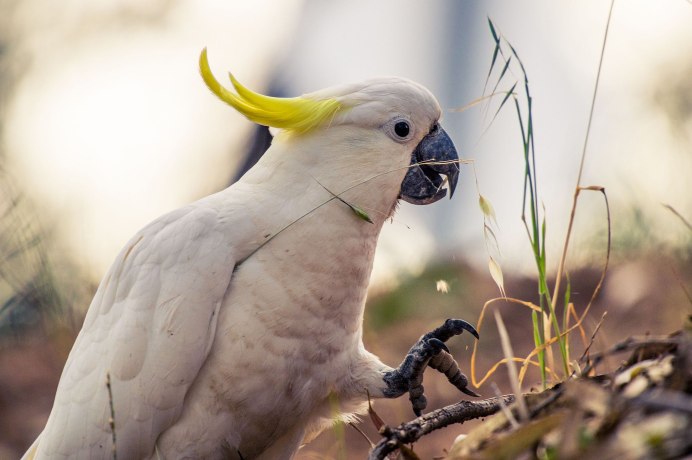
<box><xmin>483</xmin><ymin>18</ymin><xmax>570</xmax><ymax>384</ymax></box>
<box><xmin>479</xmin><ymin>7</ymin><xmax>616</xmax><ymax>388</ymax></box>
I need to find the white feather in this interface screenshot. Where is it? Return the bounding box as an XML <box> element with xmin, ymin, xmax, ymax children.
<box><xmin>28</xmin><ymin>76</ymin><xmax>443</xmax><ymax>459</ymax></box>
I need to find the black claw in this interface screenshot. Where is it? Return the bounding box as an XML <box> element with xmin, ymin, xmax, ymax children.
<box><xmin>410</xmin><ymin>388</ymin><xmax>426</xmax><ymax>417</ymax></box>
<box><xmin>423</xmin><ymin>318</ymin><xmax>480</xmax><ymax>343</ymax></box>
<box><xmin>462</xmin><ymin>387</ymin><xmax>481</xmax><ymax>398</ymax></box>
<box><xmin>383</xmin><ymin>318</ymin><xmax>479</xmax><ymax>416</ymax></box>
<box><xmin>457</xmin><ymin>320</ymin><xmax>480</xmax><ymax>340</ymax></box>
<box><xmin>409</xmin><ymin>386</ymin><xmax>424</xmax><ymax>398</ymax></box>
<box><xmin>443</xmin><ymin>318</ymin><xmax>479</xmax><ymax>340</ymax></box>
<box><xmin>427</xmin><ymin>338</ymin><xmax>449</xmax><ymax>353</ymax></box>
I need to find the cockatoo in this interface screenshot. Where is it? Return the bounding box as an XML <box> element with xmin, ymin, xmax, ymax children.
<box><xmin>24</xmin><ymin>49</ymin><xmax>478</xmax><ymax>460</ymax></box>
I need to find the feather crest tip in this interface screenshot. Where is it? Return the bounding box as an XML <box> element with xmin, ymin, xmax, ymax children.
<box><xmin>199</xmin><ymin>48</ymin><xmax>341</xmax><ymax>133</ymax></box>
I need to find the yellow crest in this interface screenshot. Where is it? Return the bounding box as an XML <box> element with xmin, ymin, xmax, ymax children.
<box><xmin>199</xmin><ymin>49</ymin><xmax>341</xmax><ymax>134</ymax></box>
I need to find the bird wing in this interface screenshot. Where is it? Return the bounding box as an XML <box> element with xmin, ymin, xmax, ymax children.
<box><xmin>36</xmin><ymin>203</ymin><xmax>239</xmax><ymax>459</ymax></box>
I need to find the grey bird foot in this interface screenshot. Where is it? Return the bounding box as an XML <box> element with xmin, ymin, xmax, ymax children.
<box><xmin>383</xmin><ymin>319</ymin><xmax>480</xmax><ymax>416</ymax></box>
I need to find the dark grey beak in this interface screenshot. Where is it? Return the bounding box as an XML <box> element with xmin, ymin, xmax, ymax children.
<box><xmin>399</xmin><ymin>124</ymin><xmax>460</xmax><ymax>205</ymax></box>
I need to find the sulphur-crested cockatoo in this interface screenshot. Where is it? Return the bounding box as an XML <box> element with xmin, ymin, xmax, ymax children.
<box><xmin>24</xmin><ymin>49</ymin><xmax>478</xmax><ymax>460</ymax></box>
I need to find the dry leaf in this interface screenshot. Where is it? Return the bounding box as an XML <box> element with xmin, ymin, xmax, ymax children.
<box><xmin>488</xmin><ymin>256</ymin><xmax>506</xmax><ymax>297</ymax></box>
<box><xmin>479</xmin><ymin>194</ymin><xmax>498</xmax><ymax>226</ymax></box>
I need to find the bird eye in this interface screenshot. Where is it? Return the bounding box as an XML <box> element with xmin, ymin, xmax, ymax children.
<box><xmin>394</xmin><ymin>121</ymin><xmax>410</xmax><ymax>138</ymax></box>
<box><xmin>385</xmin><ymin>117</ymin><xmax>414</xmax><ymax>143</ymax></box>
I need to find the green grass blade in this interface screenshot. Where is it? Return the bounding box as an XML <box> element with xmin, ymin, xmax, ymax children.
<box><xmin>562</xmin><ymin>274</ymin><xmax>572</xmax><ymax>333</ymax></box>
<box><xmin>531</xmin><ymin>309</ymin><xmax>546</xmax><ymax>386</ymax></box>
<box><xmin>350</xmin><ymin>204</ymin><xmax>373</xmax><ymax>224</ymax></box>
<box><xmin>484</xmin><ymin>17</ymin><xmax>502</xmax><ymax>93</ymax></box>
<box><xmin>491</xmin><ymin>56</ymin><xmax>513</xmax><ymax>96</ymax></box>
<box><xmin>488</xmin><ymin>16</ymin><xmax>500</xmax><ymax>44</ymax></box>
<box><xmin>489</xmin><ymin>82</ymin><xmax>517</xmax><ymax>127</ymax></box>
<box><xmin>508</xmin><ymin>42</ymin><xmax>528</xmax><ymax>84</ymax></box>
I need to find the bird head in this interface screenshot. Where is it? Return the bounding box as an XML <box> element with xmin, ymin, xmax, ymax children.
<box><xmin>200</xmin><ymin>49</ymin><xmax>459</xmax><ymax>218</ymax></box>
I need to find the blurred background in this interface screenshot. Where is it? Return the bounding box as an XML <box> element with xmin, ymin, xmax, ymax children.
<box><xmin>1</xmin><ymin>0</ymin><xmax>690</xmax><ymax>458</ymax></box>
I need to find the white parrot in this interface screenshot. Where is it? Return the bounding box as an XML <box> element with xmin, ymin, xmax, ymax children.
<box><xmin>24</xmin><ymin>49</ymin><xmax>478</xmax><ymax>459</ymax></box>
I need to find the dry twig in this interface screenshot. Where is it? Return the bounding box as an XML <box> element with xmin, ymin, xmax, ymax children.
<box><xmin>367</xmin><ymin>395</ymin><xmax>516</xmax><ymax>460</ymax></box>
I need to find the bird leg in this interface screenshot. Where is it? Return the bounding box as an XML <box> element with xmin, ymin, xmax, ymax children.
<box><xmin>382</xmin><ymin>319</ymin><xmax>480</xmax><ymax>416</ymax></box>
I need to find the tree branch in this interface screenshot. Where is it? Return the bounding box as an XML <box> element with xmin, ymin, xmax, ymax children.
<box><xmin>368</xmin><ymin>395</ymin><xmax>516</xmax><ymax>460</ymax></box>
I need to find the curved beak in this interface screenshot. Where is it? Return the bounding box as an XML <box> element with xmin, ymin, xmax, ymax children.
<box><xmin>399</xmin><ymin>124</ymin><xmax>460</xmax><ymax>205</ymax></box>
